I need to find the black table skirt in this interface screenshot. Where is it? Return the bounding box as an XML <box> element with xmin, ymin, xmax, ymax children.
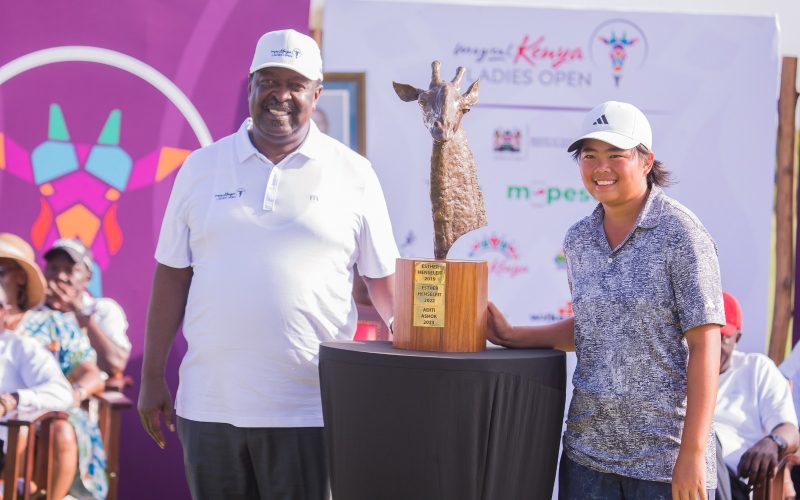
<box><xmin>319</xmin><ymin>341</ymin><xmax>566</xmax><ymax>500</ymax></box>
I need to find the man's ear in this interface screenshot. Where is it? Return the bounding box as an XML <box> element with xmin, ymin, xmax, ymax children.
<box><xmin>312</xmin><ymin>82</ymin><xmax>323</xmax><ymax>103</ymax></box>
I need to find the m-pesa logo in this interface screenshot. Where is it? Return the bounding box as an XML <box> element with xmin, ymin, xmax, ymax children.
<box><xmin>506</xmin><ymin>183</ymin><xmax>594</xmax><ymax>207</ymax></box>
<box><xmin>468</xmin><ymin>234</ymin><xmax>529</xmax><ymax>278</ymax></box>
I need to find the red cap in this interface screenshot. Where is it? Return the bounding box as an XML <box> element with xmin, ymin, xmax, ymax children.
<box><xmin>721</xmin><ymin>291</ymin><xmax>742</xmax><ymax>336</ymax></box>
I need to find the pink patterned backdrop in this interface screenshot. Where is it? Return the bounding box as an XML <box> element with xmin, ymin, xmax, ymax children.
<box><xmin>0</xmin><ymin>2</ymin><xmax>310</xmax><ymax>497</ymax></box>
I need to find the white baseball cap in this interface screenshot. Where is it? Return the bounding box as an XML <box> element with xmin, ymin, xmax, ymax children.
<box><xmin>249</xmin><ymin>29</ymin><xmax>323</xmax><ymax>82</ymax></box>
<box><xmin>567</xmin><ymin>101</ymin><xmax>652</xmax><ymax>152</ymax></box>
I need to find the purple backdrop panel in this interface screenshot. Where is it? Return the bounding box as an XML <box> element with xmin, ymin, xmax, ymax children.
<box><xmin>0</xmin><ymin>2</ymin><xmax>310</xmax><ymax>498</ymax></box>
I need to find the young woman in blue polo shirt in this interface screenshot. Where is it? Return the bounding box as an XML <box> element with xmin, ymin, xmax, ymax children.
<box><xmin>488</xmin><ymin>101</ymin><xmax>725</xmax><ymax>500</ymax></box>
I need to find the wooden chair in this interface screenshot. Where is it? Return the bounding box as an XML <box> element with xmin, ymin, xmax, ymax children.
<box><xmin>2</xmin><ymin>393</ymin><xmax>131</xmax><ymax>500</ymax></box>
<box><xmin>753</xmin><ymin>452</ymin><xmax>800</xmax><ymax>500</ymax></box>
<box><xmin>103</xmin><ymin>374</ymin><xmax>134</xmax><ymax>393</ymax></box>
<box><xmin>1</xmin><ymin>409</ymin><xmax>68</xmax><ymax>500</ymax></box>
<box><xmin>93</xmin><ymin>391</ymin><xmax>132</xmax><ymax>500</ymax></box>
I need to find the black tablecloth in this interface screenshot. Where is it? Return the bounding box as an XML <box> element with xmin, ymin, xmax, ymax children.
<box><xmin>319</xmin><ymin>341</ymin><xmax>566</xmax><ymax>500</ymax></box>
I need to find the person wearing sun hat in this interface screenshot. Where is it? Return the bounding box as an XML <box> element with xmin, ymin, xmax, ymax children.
<box><xmin>138</xmin><ymin>28</ymin><xmax>398</xmax><ymax>498</ymax></box>
<box><xmin>487</xmin><ymin>101</ymin><xmax>725</xmax><ymax>499</ymax></box>
<box><xmin>0</xmin><ymin>272</ymin><xmax>73</xmax><ymax>480</ymax></box>
<box><xmin>715</xmin><ymin>291</ymin><xmax>798</xmax><ymax>499</ymax></box>
<box><xmin>0</xmin><ymin>232</ymin><xmax>46</xmax><ymax>311</ymax></box>
<box><xmin>0</xmin><ymin>232</ymin><xmax>108</xmax><ymax>499</ymax></box>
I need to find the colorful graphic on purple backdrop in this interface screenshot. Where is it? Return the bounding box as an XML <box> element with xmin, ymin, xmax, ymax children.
<box><xmin>0</xmin><ymin>3</ymin><xmax>311</xmax><ymax>499</ymax></box>
<box><xmin>2</xmin><ymin>103</ymin><xmax>190</xmax><ymax>295</ymax></box>
<box><xmin>0</xmin><ymin>46</ymin><xmax>211</xmax><ymax>295</ymax></box>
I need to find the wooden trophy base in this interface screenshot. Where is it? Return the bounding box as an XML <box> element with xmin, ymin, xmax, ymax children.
<box><xmin>393</xmin><ymin>258</ymin><xmax>488</xmax><ymax>352</ymax></box>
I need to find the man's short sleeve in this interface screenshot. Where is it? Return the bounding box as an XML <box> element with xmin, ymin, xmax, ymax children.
<box><xmin>93</xmin><ymin>298</ymin><xmax>131</xmax><ymax>351</ymax></box>
<box><xmin>668</xmin><ymin>220</ymin><xmax>725</xmax><ymax>333</ymax></box>
<box><xmin>154</xmin><ymin>157</ymin><xmax>194</xmax><ymax>268</ymax></box>
<box><xmin>757</xmin><ymin>355</ymin><xmax>799</xmax><ymax>430</ymax></box>
<box><xmin>779</xmin><ymin>343</ymin><xmax>800</xmax><ymax>423</ymax></box>
<box><xmin>356</xmin><ymin>167</ymin><xmax>399</xmax><ymax>278</ymax></box>
<box><xmin>780</xmin><ymin>343</ymin><xmax>800</xmax><ymax>379</ymax></box>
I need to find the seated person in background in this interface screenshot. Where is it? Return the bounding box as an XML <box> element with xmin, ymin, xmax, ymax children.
<box><xmin>0</xmin><ymin>281</ymin><xmax>73</xmax><ymax>488</ymax></box>
<box><xmin>0</xmin><ymin>233</ymin><xmax>108</xmax><ymax>499</ymax></box>
<box><xmin>43</xmin><ymin>238</ymin><xmax>131</xmax><ymax>380</ymax></box>
<box><xmin>715</xmin><ymin>291</ymin><xmax>799</xmax><ymax>499</ymax></box>
<box><xmin>779</xmin><ymin>336</ymin><xmax>800</xmax><ymax>427</ymax></box>
<box><xmin>778</xmin><ymin>333</ymin><xmax>800</xmax><ymax>497</ymax></box>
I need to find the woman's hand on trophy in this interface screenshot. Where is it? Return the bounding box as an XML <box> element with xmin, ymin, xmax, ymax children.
<box><xmin>487</xmin><ymin>302</ymin><xmax>515</xmax><ymax>347</ymax></box>
<box><xmin>488</xmin><ymin>302</ymin><xmax>575</xmax><ymax>350</ymax></box>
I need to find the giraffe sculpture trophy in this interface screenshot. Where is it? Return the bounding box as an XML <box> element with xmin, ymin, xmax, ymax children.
<box><xmin>391</xmin><ymin>61</ymin><xmax>488</xmax><ymax>352</ymax></box>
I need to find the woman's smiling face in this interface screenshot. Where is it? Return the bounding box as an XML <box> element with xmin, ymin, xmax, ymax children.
<box><xmin>577</xmin><ymin>138</ymin><xmax>652</xmax><ymax>208</ymax></box>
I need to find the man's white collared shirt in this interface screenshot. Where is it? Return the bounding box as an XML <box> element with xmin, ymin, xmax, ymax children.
<box><xmin>155</xmin><ymin>119</ymin><xmax>398</xmax><ymax>427</ymax></box>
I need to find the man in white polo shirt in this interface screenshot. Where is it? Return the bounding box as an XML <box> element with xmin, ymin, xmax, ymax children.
<box><xmin>715</xmin><ymin>291</ymin><xmax>799</xmax><ymax>499</ymax></box>
<box><xmin>138</xmin><ymin>29</ymin><xmax>398</xmax><ymax>499</ymax></box>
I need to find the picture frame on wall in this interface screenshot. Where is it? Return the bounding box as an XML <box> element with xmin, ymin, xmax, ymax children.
<box><xmin>315</xmin><ymin>72</ymin><xmax>366</xmax><ymax>155</ymax></box>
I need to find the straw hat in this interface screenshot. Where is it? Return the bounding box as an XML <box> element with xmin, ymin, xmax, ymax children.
<box><xmin>0</xmin><ymin>233</ymin><xmax>46</xmax><ymax>309</ymax></box>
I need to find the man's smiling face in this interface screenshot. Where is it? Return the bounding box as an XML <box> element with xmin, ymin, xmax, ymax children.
<box><xmin>247</xmin><ymin>66</ymin><xmax>322</xmax><ymax>152</ymax></box>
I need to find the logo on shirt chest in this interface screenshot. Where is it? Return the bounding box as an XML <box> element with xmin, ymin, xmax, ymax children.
<box><xmin>213</xmin><ymin>188</ymin><xmax>245</xmax><ymax>201</ymax></box>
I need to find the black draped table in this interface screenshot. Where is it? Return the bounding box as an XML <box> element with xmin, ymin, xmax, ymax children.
<box><xmin>319</xmin><ymin>341</ymin><xmax>566</xmax><ymax>500</ymax></box>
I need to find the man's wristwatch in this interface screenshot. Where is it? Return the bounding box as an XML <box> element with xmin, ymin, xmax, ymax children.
<box><xmin>768</xmin><ymin>433</ymin><xmax>788</xmax><ymax>453</ymax></box>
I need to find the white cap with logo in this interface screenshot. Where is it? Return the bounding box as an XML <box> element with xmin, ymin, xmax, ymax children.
<box><xmin>249</xmin><ymin>29</ymin><xmax>323</xmax><ymax>82</ymax></box>
<box><xmin>567</xmin><ymin>101</ymin><xmax>652</xmax><ymax>152</ymax></box>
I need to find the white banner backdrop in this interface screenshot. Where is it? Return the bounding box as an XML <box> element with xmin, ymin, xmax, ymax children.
<box><xmin>325</xmin><ymin>0</ymin><xmax>779</xmax><ymax>357</ymax></box>
<box><xmin>325</xmin><ymin>1</ymin><xmax>778</xmax><ymax>495</ymax></box>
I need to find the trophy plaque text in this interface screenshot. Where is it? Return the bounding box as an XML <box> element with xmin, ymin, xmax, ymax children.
<box><xmin>394</xmin><ymin>258</ymin><xmax>487</xmax><ymax>352</ymax></box>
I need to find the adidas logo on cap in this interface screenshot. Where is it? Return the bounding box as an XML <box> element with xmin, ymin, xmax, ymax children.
<box><xmin>567</xmin><ymin>101</ymin><xmax>653</xmax><ymax>152</ymax></box>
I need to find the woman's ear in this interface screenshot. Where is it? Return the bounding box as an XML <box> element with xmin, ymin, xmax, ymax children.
<box><xmin>642</xmin><ymin>151</ymin><xmax>655</xmax><ymax>175</ymax></box>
